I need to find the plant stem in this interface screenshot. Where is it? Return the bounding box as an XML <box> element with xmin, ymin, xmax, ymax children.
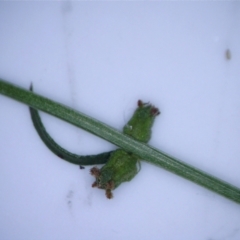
<box><xmin>1</xmin><ymin>79</ymin><xmax>240</xmax><ymax>204</ymax></box>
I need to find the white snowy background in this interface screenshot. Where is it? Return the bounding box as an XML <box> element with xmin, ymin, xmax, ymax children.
<box><xmin>0</xmin><ymin>2</ymin><xmax>240</xmax><ymax>240</ymax></box>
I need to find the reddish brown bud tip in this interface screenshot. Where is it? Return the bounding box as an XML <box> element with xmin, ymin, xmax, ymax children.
<box><xmin>92</xmin><ymin>181</ymin><xmax>98</xmax><ymax>188</ymax></box>
<box><xmin>90</xmin><ymin>167</ymin><xmax>100</xmax><ymax>177</ymax></box>
<box><xmin>106</xmin><ymin>189</ymin><xmax>113</xmax><ymax>199</ymax></box>
<box><xmin>138</xmin><ymin>100</ymin><xmax>143</xmax><ymax>107</ymax></box>
<box><xmin>151</xmin><ymin>107</ymin><xmax>160</xmax><ymax>116</ymax></box>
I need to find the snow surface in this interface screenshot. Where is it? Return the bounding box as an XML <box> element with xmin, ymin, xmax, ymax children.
<box><xmin>0</xmin><ymin>2</ymin><xmax>240</xmax><ymax>240</ymax></box>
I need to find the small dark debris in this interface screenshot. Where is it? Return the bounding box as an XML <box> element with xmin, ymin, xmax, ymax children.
<box><xmin>225</xmin><ymin>49</ymin><xmax>231</xmax><ymax>60</ymax></box>
<box><xmin>79</xmin><ymin>165</ymin><xmax>85</xmax><ymax>169</ymax></box>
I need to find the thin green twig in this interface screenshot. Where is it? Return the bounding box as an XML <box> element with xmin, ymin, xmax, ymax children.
<box><xmin>0</xmin><ymin>79</ymin><xmax>240</xmax><ymax>204</ymax></box>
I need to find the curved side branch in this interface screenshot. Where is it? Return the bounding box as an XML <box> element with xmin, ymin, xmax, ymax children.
<box><xmin>29</xmin><ymin>84</ymin><xmax>113</xmax><ymax>165</ymax></box>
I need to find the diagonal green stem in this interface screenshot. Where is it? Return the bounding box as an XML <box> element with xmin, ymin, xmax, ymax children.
<box><xmin>0</xmin><ymin>79</ymin><xmax>240</xmax><ymax>204</ymax></box>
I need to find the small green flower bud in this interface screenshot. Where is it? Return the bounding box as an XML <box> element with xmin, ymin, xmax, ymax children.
<box><xmin>123</xmin><ymin>100</ymin><xmax>160</xmax><ymax>143</ymax></box>
<box><xmin>91</xmin><ymin>100</ymin><xmax>160</xmax><ymax>199</ymax></box>
<box><xmin>91</xmin><ymin>149</ymin><xmax>139</xmax><ymax>199</ymax></box>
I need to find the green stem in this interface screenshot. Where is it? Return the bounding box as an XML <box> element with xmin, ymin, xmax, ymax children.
<box><xmin>29</xmin><ymin>97</ymin><xmax>113</xmax><ymax>165</ymax></box>
<box><xmin>1</xmin><ymin>79</ymin><xmax>240</xmax><ymax>204</ymax></box>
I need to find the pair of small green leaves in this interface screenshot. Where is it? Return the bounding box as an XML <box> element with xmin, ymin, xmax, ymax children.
<box><xmin>30</xmin><ymin>85</ymin><xmax>159</xmax><ymax>198</ymax></box>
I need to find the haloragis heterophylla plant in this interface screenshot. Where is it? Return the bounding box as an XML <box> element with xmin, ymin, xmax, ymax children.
<box><xmin>0</xmin><ymin>79</ymin><xmax>240</xmax><ymax>203</ymax></box>
<box><xmin>30</xmin><ymin>90</ymin><xmax>160</xmax><ymax>198</ymax></box>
